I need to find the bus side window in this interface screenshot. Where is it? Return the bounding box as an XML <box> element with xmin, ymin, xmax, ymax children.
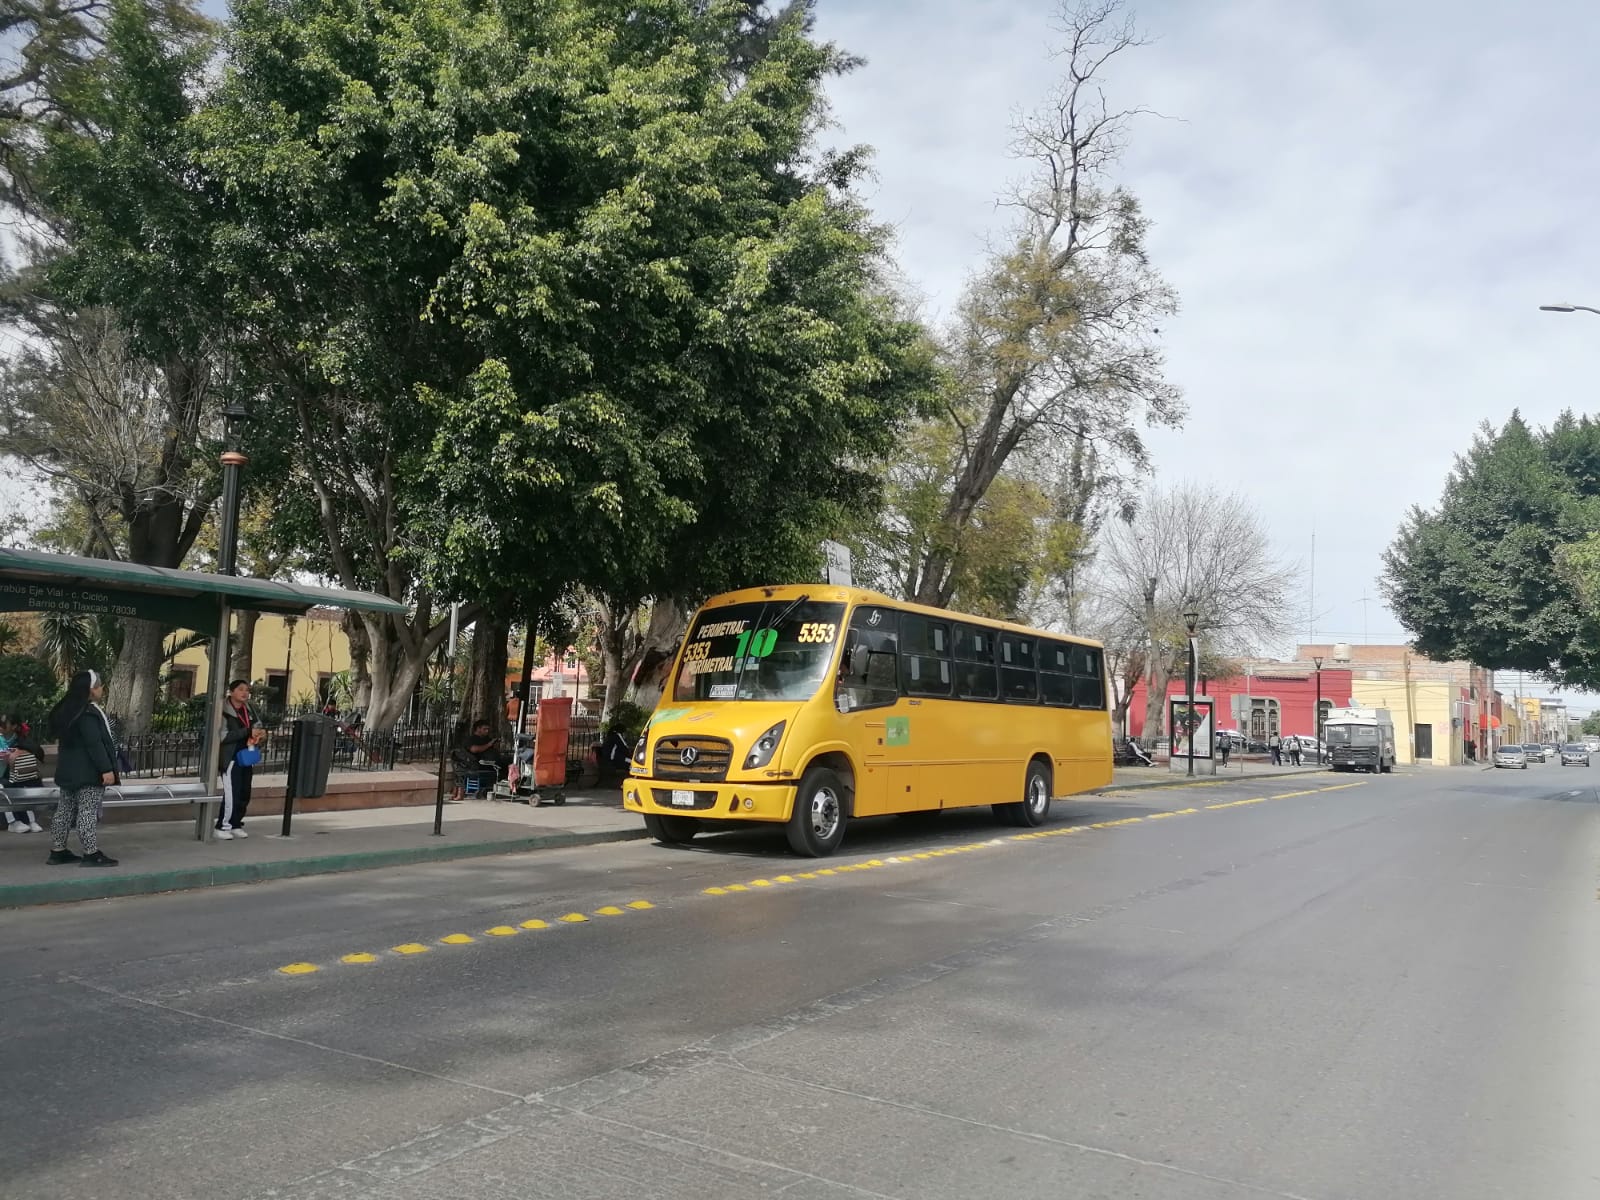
<box><xmin>1040</xmin><ymin>640</ymin><xmax>1074</xmax><ymax>706</ymax></box>
<box><xmin>1070</xmin><ymin>645</ymin><xmax>1106</xmax><ymax>710</ymax></box>
<box><xmin>999</xmin><ymin>633</ymin><xmax>1038</xmax><ymax>702</ymax></box>
<box><xmin>836</xmin><ymin>608</ymin><xmax>900</xmax><ymax>711</ymax></box>
<box><xmin>901</xmin><ymin>615</ymin><xmax>953</xmax><ymax>697</ymax></box>
<box><xmin>954</xmin><ymin>623</ymin><xmax>998</xmax><ymax>701</ymax></box>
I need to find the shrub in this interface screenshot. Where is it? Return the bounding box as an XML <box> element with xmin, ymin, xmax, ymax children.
<box><xmin>0</xmin><ymin>654</ymin><xmax>59</xmax><ymax>726</ymax></box>
<box><xmin>601</xmin><ymin>699</ymin><xmax>651</xmax><ymax>744</ymax></box>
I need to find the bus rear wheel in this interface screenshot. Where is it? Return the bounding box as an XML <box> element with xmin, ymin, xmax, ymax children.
<box><xmin>998</xmin><ymin>761</ymin><xmax>1052</xmax><ymax>828</ymax></box>
<box><xmin>643</xmin><ymin>813</ymin><xmax>700</xmax><ymax>845</ymax></box>
<box><xmin>786</xmin><ymin>766</ymin><xmax>848</xmax><ymax>857</ymax></box>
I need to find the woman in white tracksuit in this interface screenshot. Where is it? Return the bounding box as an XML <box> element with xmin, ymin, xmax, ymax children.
<box><xmin>216</xmin><ymin>679</ymin><xmax>261</xmax><ymax>839</ymax></box>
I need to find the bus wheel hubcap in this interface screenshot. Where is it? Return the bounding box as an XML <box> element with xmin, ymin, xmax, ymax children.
<box><xmin>811</xmin><ymin>787</ymin><xmax>840</xmax><ymax>840</ymax></box>
<box><xmin>1028</xmin><ymin>776</ymin><xmax>1047</xmax><ymax>814</ymax></box>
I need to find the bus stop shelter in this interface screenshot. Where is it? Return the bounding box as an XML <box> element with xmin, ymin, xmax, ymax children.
<box><xmin>0</xmin><ymin>546</ymin><xmax>407</xmax><ymax>839</ymax></box>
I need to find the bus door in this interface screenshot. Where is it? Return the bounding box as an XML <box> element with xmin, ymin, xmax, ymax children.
<box><xmin>835</xmin><ymin>604</ymin><xmax>927</xmax><ymax>816</ymax></box>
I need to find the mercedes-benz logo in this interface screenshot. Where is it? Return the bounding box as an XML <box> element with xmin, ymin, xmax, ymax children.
<box><xmin>680</xmin><ymin>746</ymin><xmax>700</xmax><ymax>766</ymax></box>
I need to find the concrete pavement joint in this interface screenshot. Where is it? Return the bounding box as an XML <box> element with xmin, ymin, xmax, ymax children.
<box><xmin>274</xmin><ymin>897</ymin><xmax>658</xmax><ymax>977</ymax></box>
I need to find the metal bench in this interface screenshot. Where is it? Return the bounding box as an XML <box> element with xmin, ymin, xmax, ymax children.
<box><xmin>0</xmin><ymin>782</ymin><xmax>219</xmax><ymax>810</ymax></box>
<box><xmin>1</xmin><ymin>782</ymin><xmax>228</xmax><ymax>841</ymax></box>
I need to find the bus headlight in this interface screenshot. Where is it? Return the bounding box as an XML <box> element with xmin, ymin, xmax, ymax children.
<box><xmin>743</xmin><ymin>721</ymin><xmax>786</xmax><ymax>770</ymax></box>
<box><xmin>632</xmin><ymin>735</ymin><xmax>647</xmax><ymax>766</ymax></box>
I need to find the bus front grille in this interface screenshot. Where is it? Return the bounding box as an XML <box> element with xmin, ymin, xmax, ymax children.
<box><xmin>653</xmin><ymin>736</ymin><xmax>734</xmax><ymax>781</ymax></box>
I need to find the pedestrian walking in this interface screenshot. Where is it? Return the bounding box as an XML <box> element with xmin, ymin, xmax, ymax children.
<box><xmin>1288</xmin><ymin>737</ymin><xmax>1302</xmax><ymax>767</ymax></box>
<box><xmin>45</xmin><ymin>670</ymin><xmax>118</xmax><ymax>867</ymax></box>
<box><xmin>216</xmin><ymin>679</ymin><xmax>262</xmax><ymax>839</ymax></box>
<box><xmin>1215</xmin><ymin>730</ymin><xmax>1231</xmax><ymax>767</ymax></box>
<box><xmin>1268</xmin><ymin>732</ymin><xmax>1282</xmax><ymax>765</ymax></box>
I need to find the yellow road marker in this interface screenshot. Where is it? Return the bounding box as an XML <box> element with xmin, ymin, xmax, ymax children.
<box><xmin>704</xmin><ymin>886</ymin><xmax>728</xmax><ymax>896</ymax></box>
<box><xmin>727</xmin><ymin>883</ymin><xmax>750</xmax><ymax>891</ymax></box>
<box><xmin>751</xmin><ymin>879</ymin><xmax>774</xmax><ymax>887</ymax></box>
<box><xmin>559</xmin><ymin>912</ymin><xmax>588</xmax><ymax>923</ymax></box>
<box><xmin>797</xmin><ymin>871</ymin><xmax>818</xmax><ymax>879</ymax></box>
<box><xmin>775</xmin><ymin>875</ymin><xmax>797</xmax><ymax>883</ymax></box>
<box><xmin>626</xmin><ymin>900</ymin><xmax>654</xmax><ymax>910</ymax></box>
<box><xmin>341</xmin><ymin>953</ymin><xmax>378</xmax><ymax>964</ymax></box>
<box><xmin>817</xmin><ymin>869</ymin><xmax>837</xmax><ymax>876</ymax></box>
<box><xmin>278</xmin><ymin>962</ymin><xmax>318</xmax><ymax>975</ymax></box>
<box><xmin>441</xmin><ymin>933</ymin><xmax>475</xmax><ymax>945</ymax></box>
<box><xmin>393</xmin><ymin>943</ymin><xmax>430</xmax><ymax>955</ymax></box>
<box><xmin>485</xmin><ymin>926</ymin><xmax>519</xmax><ymax>936</ymax></box>
<box><xmin>520</xmin><ymin>919</ymin><xmax>550</xmax><ymax>930</ymax></box>
<box><xmin>595</xmin><ymin>905</ymin><xmax>625</xmax><ymax>916</ymax></box>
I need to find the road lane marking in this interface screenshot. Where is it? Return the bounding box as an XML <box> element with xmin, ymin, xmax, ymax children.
<box><xmin>277</xmin><ymin>899</ymin><xmax>660</xmax><ymax>978</ymax></box>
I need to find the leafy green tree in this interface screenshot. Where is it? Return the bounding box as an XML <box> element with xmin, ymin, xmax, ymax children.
<box><xmin>199</xmin><ymin>0</ymin><xmax>931</xmax><ymax>725</ymax></box>
<box><xmin>0</xmin><ymin>653</ymin><xmax>59</xmax><ymax>720</ymax></box>
<box><xmin>895</xmin><ymin>0</ymin><xmax>1181</xmax><ymax>607</ymax></box>
<box><xmin>3</xmin><ymin>0</ymin><xmax>223</xmax><ymax>730</ymax></box>
<box><xmin>1383</xmin><ymin>412</ymin><xmax>1600</xmax><ymax>687</ymax></box>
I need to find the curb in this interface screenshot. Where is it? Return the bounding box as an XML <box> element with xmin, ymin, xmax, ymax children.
<box><xmin>0</xmin><ymin>825</ymin><xmax>651</xmax><ymax>910</ymax></box>
<box><xmin>1096</xmin><ymin>766</ymin><xmax>1334</xmax><ymax>794</ymax></box>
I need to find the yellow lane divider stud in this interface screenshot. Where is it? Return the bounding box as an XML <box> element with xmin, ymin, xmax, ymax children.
<box><xmin>441</xmin><ymin>933</ymin><xmax>475</xmax><ymax>945</ymax></box>
<box><xmin>559</xmin><ymin>912</ymin><xmax>588</xmax><ymax>923</ymax></box>
<box><xmin>278</xmin><ymin>962</ymin><xmax>319</xmax><ymax>976</ymax></box>
<box><xmin>595</xmin><ymin>906</ymin><xmax>625</xmax><ymax>916</ymax></box>
<box><xmin>751</xmin><ymin>879</ymin><xmax>774</xmax><ymax>887</ymax></box>
<box><xmin>727</xmin><ymin>883</ymin><xmax>750</xmax><ymax>892</ymax></box>
<box><xmin>775</xmin><ymin>875</ymin><xmax>797</xmax><ymax>883</ymax></box>
<box><xmin>485</xmin><ymin>926</ymin><xmax>519</xmax><ymax>936</ymax></box>
<box><xmin>704</xmin><ymin>886</ymin><xmax>728</xmax><ymax>896</ymax></box>
<box><xmin>520</xmin><ymin>919</ymin><xmax>550</xmax><ymax>930</ymax></box>
<box><xmin>341</xmin><ymin>953</ymin><xmax>378</xmax><ymax>964</ymax></box>
<box><xmin>797</xmin><ymin>872</ymin><xmax>818</xmax><ymax>879</ymax></box>
<box><xmin>626</xmin><ymin>900</ymin><xmax>654</xmax><ymax>910</ymax></box>
<box><xmin>393</xmin><ymin>943</ymin><xmax>430</xmax><ymax>955</ymax></box>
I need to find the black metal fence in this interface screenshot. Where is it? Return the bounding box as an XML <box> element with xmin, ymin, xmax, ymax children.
<box><xmin>114</xmin><ymin>714</ymin><xmax>605</xmax><ymax>784</ymax></box>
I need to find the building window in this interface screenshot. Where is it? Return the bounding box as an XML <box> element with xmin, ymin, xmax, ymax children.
<box><xmin>167</xmin><ymin>667</ymin><xmax>196</xmax><ymax>703</ymax></box>
<box><xmin>265</xmin><ymin>671</ymin><xmax>289</xmax><ymax>705</ymax></box>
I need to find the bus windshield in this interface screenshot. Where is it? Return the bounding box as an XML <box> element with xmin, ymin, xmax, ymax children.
<box><xmin>1325</xmin><ymin>725</ymin><xmax>1378</xmax><ymax>746</ymax></box>
<box><xmin>672</xmin><ymin>600</ymin><xmax>846</xmax><ymax>703</ymax></box>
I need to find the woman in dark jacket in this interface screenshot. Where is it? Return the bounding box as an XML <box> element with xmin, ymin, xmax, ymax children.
<box><xmin>216</xmin><ymin>679</ymin><xmax>261</xmax><ymax>838</ymax></box>
<box><xmin>46</xmin><ymin>670</ymin><xmax>119</xmax><ymax>867</ymax></box>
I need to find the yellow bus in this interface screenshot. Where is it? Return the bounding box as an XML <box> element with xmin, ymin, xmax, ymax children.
<box><xmin>622</xmin><ymin>584</ymin><xmax>1113</xmax><ymax>856</ymax></box>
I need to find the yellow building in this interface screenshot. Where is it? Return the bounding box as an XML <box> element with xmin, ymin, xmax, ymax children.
<box><xmin>167</xmin><ymin>609</ymin><xmax>353</xmax><ymax>704</ymax></box>
<box><xmin>1349</xmin><ymin>678</ymin><xmax>1470</xmax><ymax>766</ymax></box>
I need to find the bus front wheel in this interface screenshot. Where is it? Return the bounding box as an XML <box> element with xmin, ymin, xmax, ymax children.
<box><xmin>644</xmin><ymin>813</ymin><xmax>700</xmax><ymax>845</ymax></box>
<box><xmin>786</xmin><ymin>767</ymin><xmax>848</xmax><ymax>857</ymax></box>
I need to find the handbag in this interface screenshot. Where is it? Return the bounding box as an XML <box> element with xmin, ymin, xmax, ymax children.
<box><xmin>235</xmin><ymin>746</ymin><xmax>262</xmax><ymax>767</ymax></box>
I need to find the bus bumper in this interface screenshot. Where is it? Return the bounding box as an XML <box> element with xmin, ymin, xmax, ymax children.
<box><xmin>622</xmin><ymin>777</ymin><xmax>797</xmax><ymax>824</ymax></box>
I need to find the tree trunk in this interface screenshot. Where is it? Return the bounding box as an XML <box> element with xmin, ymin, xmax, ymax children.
<box><xmin>106</xmin><ymin>618</ymin><xmax>165</xmax><ymax>734</ymax></box>
<box><xmin>230</xmin><ymin>609</ymin><xmax>259</xmax><ymax>684</ymax></box>
<box><xmin>623</xmin><ymin>600</ymin><xmax>689</xmax><ymax>711</ymax></box>
<box><xmin>1141</xmin><ymin>657</ymin><xmax>1171</xmax><ymax>748</ymax></box>
<box><xmin>343</xmin><ymin>612</ymin><xmax>372</xmax><ymax>711</ymax></box>
<box><xmin>457</xmin><ymin>616</ymin><xmax>510</xmax><ymax>734</ymax></box>
<box><xmin>594</xmin><ymin>595</ymin><xmax>645</xmax><ymax>721</ymax></box>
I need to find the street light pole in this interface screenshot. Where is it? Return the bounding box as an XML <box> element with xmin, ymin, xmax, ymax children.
<box><xmin>1313</xmin><ymin>655</ymin><xmax>1324</xmax><ymax>764</ymax></box>
<box><xmin>282</xmin><ymin>614</ymin><xmax>298</xmax><ymax>709</ymax></box>
<box><xmin>1539</xmin><ymin>303</ymin><xmax>1600</xmax><ymax>316</ymax></box>
<box><xmin>1183</xmin><ymin>610</ymin><xmax>1199</xmax><ymax>777</ymax></box>
<box><xmin>199</xmin><ymin>401</ymin><xmax>249</xmax><ymax>844</ymax></box>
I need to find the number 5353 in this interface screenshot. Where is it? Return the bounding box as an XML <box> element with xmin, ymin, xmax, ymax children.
<box><xmin>796</xmin><ymin>622</ymin><xmax>837</xmax><ymax>644</ymax></box>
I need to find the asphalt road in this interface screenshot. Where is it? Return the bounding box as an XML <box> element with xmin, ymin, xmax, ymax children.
<box><xmin>4</xmin><ymin>765</ymin><xmax>1599</xmax><ymax>1200</ymax></box>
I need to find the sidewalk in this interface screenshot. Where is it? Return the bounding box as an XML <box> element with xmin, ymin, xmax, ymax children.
<box><xmin>1104</xmin><ymin>762</ymin><xmax>1332</xmax><ymax>790</ymax></box>
<box><xmin>0</xmin><ymin>793</ymin><xmax>645</xmax><ymax>909</ymax></box>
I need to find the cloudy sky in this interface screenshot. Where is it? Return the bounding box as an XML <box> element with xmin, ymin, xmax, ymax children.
<box><xmin>812</xmin><ymin>0</ymin><xmax>1600</xmax><ymax>659</ymax></box>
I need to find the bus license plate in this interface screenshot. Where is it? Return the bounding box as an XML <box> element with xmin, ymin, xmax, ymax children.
<box><xmin>671</xmin><ymin>790</ymin><xmax>696</xmax><ymax>807</ymax></box>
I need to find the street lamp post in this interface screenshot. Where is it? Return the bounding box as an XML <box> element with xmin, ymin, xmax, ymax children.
<box><xmin>1539</xmin><ymin>303</ymin><xmax>1600</xmax><ymax>316</ymax></box>
<box><xmin>199</xmin><ymin>401</ymin><xmax>249</xmax><ymax>843</ymax></box>
<box><xmin>1183</xmin><ymin>610</ymin><xmax>1200</xmax><ymax>777</ymax></box>
<box><xmin>282</xmin><ymin>614</ymin><xmax>298</xmax><ymax>709</ymax></box>
<box><xmin>1313</xmin><ymin>655</ymin><xmax>1324</xmax><ymax>764</ymax></box>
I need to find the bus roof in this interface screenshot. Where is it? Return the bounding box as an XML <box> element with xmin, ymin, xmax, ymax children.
<box><xmin>693</xmin><ymin>583</ymin><xmax>1105</xmax><ymax>649</ymax></box>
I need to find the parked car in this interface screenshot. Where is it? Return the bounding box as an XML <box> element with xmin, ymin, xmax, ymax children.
<box><xmin>1214</xmin><ymin>729</ymin><xmax>1247</xmax><ymax>750</ymax></box>
<box><xmin>1288</xmin><ymin>735</ymin><xmax>1324</xmax><ymax>760</ymax></box>
<box><xmin>1521</xmin><ymin>743</ymin><xmax>1547</xmax><ymax>763</ymax></box>
<box><xmin>1494</xmin><ymin>745</ymin><xmax>1528</xmax><ymax>769</ymax></box>
<box><xmin>1560</xmin><ymin>743</ymin><xmax>1591</xmax><ymax>767</ymax></box>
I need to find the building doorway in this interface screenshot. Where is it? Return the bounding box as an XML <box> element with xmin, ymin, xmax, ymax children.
<box><xmin>1415</xmin><ymin>723</ymin><xmax>1433</xmax><ymax>762</ymax></box>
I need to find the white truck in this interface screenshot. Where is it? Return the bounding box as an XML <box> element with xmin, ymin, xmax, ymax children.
<box><xmin>1323</xmin><ymin>707</ymin><xmax>1396</xmax><ymax>773</ymax></box>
